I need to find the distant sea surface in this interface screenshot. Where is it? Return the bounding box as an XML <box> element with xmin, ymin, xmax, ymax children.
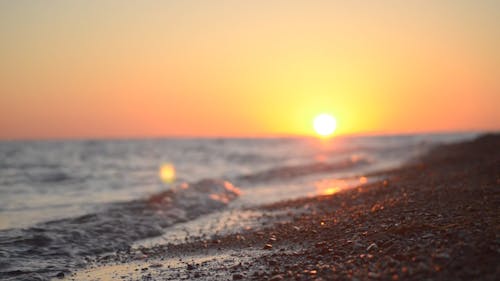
<box><xmin>0</xmin><ymin>133</ymin><xmax>476</xmax><ymax>279</ymax></box>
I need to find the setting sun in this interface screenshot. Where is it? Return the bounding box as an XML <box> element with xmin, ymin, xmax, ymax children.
<box><xmin>313</xmin><ymin>114</ymin><xmax>337</xmax><ymax>137</ymax></box>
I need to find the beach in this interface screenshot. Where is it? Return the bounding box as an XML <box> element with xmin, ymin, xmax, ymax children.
<box><xmin>2</xmin><ymin>1</ymin><xmax>499</xmax><ymax>280</ymax></box>
<box><xmin>56</xmin><ymin>134</ymin><xmax>499</xmax><ymax>281</ymax></box>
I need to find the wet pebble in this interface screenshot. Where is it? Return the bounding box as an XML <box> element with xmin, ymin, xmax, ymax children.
<box><xmin>366</xmin><ymin>243</ymin><xmax>378</xmax><ymax>251</ymax></box>
<box><xmin>268</xmin><ymin>274</ymin><xmax>284</xmax><ymax>281</ymax></box>
<box><xmin>315</xmin><ymin>241</ymin><xmax>327</xmax><ymax>248</ymax></box>
<box><xmin>232</xmin><ymin>273</ymin><xmax>244</xmax><ymax>280</ymax></box>
<box><xmin>268</xmin><ymin>259</ymin><xmax>278</xmax><ymax>266</ymax></box>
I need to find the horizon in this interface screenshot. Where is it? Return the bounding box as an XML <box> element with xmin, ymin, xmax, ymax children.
<box><xmin>0</xmin><ymin>129</ymin><xmax>486</xmax><ymax>142</ymax></box>
<box><xmin>1</xmin><ymin>1</ymin><xmax>499</xmax><ymax>140</ymax></box>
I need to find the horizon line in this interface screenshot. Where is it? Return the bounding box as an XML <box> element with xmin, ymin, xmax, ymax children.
<box><xmin>0</xmin><ymin>129</ymin><xmax>491</xmax><ymax>142</ymax></box>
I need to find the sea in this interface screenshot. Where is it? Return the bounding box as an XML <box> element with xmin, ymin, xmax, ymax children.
<box><xmin>0</xmin><ymin>133</ymin><xmax>477</xmax><ymax>280</ymax></box>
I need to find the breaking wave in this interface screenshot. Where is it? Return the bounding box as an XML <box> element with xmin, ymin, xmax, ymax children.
<box><xmin>237</xmin><ymin>156</ymin><xmax>371</xmax><ymax>184</ymax></box>
<box><xmin>0</xmin><ymin>179</ymin><xmax>240</xmax><ymax>281</ymax></box>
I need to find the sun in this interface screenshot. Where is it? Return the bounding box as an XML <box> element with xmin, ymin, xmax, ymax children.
<box><xmin>313</xmin><ymin>114</ymin><xmax>337</xmax><ymax>137</ymax></box>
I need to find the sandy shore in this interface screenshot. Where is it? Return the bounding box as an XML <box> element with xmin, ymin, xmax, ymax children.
<box><xmin>62</xmin><ymin>134</ymin><xmax>499</xmax><ymax>281</ymax></box>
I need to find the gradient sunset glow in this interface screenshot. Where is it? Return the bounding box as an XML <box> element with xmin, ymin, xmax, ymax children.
<box><xmin>0</xmin><ymin>1</ymin><xmax>499</xmax><ymax>140</ymax></box>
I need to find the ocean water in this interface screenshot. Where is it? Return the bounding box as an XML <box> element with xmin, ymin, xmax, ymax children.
<box><xmin>0</xmin><ymin>133</ymin><xmax>476</xmax><ymax>280</ymax></box>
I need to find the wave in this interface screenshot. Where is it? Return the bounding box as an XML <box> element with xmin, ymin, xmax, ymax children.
<box><xmin>0</xmin><ymin>179</ymin><xmax>239</xmax><ymax>281</ymax></box>
<box><xmin>237</xmin><ymin>157</ymin><xmax>371</xmax><ymax>184</ymax></box>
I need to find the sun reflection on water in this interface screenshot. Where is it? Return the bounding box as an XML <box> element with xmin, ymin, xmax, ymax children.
<box><xmin>359</xmin><ymin>176</ymin><xmax>368</xmax><ymax>184</ymax></box>
<box><xmin>315</xmin><ymin>178</ymin><xmax>348</xmax><ymax>196</ymax></box>
<box><xmin>314</xmin><ymin>176</ymin><xmax>369</xmax><ymax>196</ymax></box>
<box><xmin>159</xmin><ymin>163</ymin><xmax>176</xmax><ymax>183</ymax></box>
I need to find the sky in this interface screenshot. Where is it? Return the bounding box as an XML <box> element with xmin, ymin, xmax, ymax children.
<box><xmin>0</xmin><ymin>0</ymin><xmax>499</xmax><ymax>139</ymax></box>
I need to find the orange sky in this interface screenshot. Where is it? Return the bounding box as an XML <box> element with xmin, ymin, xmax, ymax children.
<box><xmin>1</xmin><ymin>1</ymin><xmax>499</xmax><ymax>139</ymax></box>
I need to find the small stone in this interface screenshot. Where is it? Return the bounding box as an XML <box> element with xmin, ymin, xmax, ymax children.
<box><xmin>187</xmin><ymin>264</ymin><xmax>195</xmax><ymax>270</ymax></box>
<box><xmin>435</xmin><ymin>252</ymin><xmax>450</xmax><ymax>259</ymax></box>
<box><xmin>269</xmin><ymin>274</ymin><xmax>284</xmax><ymax>281</ymax></box>
<box><xmin>366</xmin><ymin>243</ymin><xmax>378</xmax><ymax>251</ymax></box>
<box><xmin>264</xmin><ymin>244</ymin><xmax>273</xmax><ymax>250</ymax></box>
<box><xmin>354</xmin><ymin>242</ymin><xmax>364</xmax><ymax>250</ymax></box>
<box><xmin>233</xmin><ymin>273</ymin><xmax>244</xmax><ymax>280</ymax></box>
<box><xmin>417</xmin><ymin>262</ymin><xmax>430</xmax><ymax>271</ymax></box>
<box><xmin>56</xmin><ymin>272</ymin><xmax>65</xmax><ymax>279</ymax></box>
<box><xmin>315</xmin><ymin>241</ymin><xmax>327</xmax><ymax>248</ymax></box>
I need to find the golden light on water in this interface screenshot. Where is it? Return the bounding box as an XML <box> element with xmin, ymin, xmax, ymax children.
<box><xmin>313</xmin><ymin>114</ymin><xmax>337</xmax><ymax>137</ymax></box>
<box><xmin>322</xmin><ymin>187</ymin><xmax>341</xmax><ymax>195</ymax></box>
<box><xmin>315</xmin><ymin>178</ymin><xmax>347</xmax><ymax>196</ymax></box>
<box><xmin>159</xmin><ymin>163</ymin><xmax>176</xmax><ymax>183</ymax></box>
<box><xmin>359</xmin><ymin>176</ymin><xmax>368</xmax><ymax>184</ymax></box>
<box><xmin>315</xmin><ymin>177</ymin><xmax>368</xmax><ymax>196</ymax></box>
<box><xmin>209</xmin><ymin>182</ymin><xmax>241</xmax><ymax>204</ymax></box>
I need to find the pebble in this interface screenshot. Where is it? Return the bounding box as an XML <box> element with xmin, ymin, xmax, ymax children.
<box><xmin>232</xmin><ymin>273</ymin><xmax>244</xmax><ymax>280</ymax></box>
<box><xmin>366</xmin><ymin>243</ymin><xmax>378</xmax><ymax>251</ymax></box>
<box><xmin>268</xmin><ymin>259</ymin><xmax>278</xmax><ymax>266</ymax></box>
<box><xmin>315</xmin><ymin>241</ymin><xmax>327</xmax><ymax>248</ymax></box>
<box><xmin>264</xmin><ymin>244</ymin><xmax>273</xmax><ymax>250</ymax></box>
<box><xmin>434</xmin><ymin>252</ymin><xmax>450</xmax><ymax>259</ymax></box>
<box><xmin>268</xmin><ymin>274</ymin><xmax>284</xmax><ymax>281</ymax></box>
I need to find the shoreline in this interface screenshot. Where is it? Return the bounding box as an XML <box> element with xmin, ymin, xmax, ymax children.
<box><xmin>63</xmin><ymin>134</ymin><xmax>499</xmax><ymax>281</ymax></box>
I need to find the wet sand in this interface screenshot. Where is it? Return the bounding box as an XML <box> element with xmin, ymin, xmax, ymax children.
<box><xmin>62</xmin><ymin>134</ymin><xmax>499</xmax><ymax>281</ymax></box>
